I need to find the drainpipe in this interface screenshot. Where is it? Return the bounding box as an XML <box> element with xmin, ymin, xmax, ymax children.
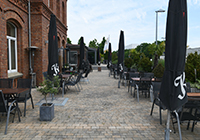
<box><xmin>28</xmin><ymin>0</ymin><xmax>33</xmax><ymax>74</ymax></box>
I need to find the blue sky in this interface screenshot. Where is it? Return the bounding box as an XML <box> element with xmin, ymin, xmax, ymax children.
<box><xmin>67</xmin><ymin>0</ymin><xmax>200</xmax><ymax>51</ymax></box>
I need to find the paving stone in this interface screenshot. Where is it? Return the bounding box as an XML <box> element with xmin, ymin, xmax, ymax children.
<box><xmin>0</xmin><ymin>67</ymin><xmax>199</xmax><ymax>139</ymax></box>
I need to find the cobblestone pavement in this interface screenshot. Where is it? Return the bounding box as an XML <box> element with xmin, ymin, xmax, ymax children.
<box><xmin>0</xmin><ymin>69</ymin><xmax>200</xmax><ymax>140</ymax></box>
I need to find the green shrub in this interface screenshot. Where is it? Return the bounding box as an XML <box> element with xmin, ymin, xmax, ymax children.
<box><xmin>124</xmin><ymin>58</ymin><xmax>134</xmax><ymax>68</ymax></box>
<box><xmin>138</xmin><ymin>54</ymin><xmax>152</xmax><ymax>72</ymax></box>
<box><xmin>152</xmin><ymin>63</ymin><xmax>164</xmax><ymax>78</ymax></box>
<box><xmin>112</xmin><ymin>60</ymin><xmax>118</xmax><ymax>64</ymax></box>
<box><xmin>185</xmin><ymin>52</ymin><xmax>200</xmax><ymax>83</ymax></box>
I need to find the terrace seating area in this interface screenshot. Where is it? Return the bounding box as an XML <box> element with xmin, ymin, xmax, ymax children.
<box><xmin>0</xmin><ymin>66</ymin><xmax>199</xmax><ymax>139</ymax></box>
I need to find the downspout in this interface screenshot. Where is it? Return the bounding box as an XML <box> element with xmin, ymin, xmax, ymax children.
<box><xmin>28</xmin><ymin>0</ymin><xmax>33</xmax><ymax>74</ymax></box>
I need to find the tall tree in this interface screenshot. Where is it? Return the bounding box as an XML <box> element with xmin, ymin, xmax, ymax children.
<box><xmin>67</xmin><ymin>38</ymin><xmax>72</xmax><ymax>44</ymax></box>
<box><xmin>98</xmin><ymin>37</ymin><xmax>106</xmax><ymax>54</ymax></box>
<box><xmin>88</xmin><ymin>39</ymin><xmax>98</xmax><ymax>48</ymax></box>
<box><xmin>78</xmin><ymin>37</ymin><xmax>86</xmax><ymax>45</ymax></box>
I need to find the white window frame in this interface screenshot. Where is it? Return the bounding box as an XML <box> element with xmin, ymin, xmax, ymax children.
<box><xmin>7</xmin><ymin>22</ymin><xmax>17</xmax><ymax>73</ymax></box>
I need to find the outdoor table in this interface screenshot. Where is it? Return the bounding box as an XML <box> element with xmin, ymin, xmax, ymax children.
<box><xmin>187</xmin><ymin>92</ymin><xmax>200</xmax><ymax>100</ymax></box>
<box><xmin>61</xmin><ymin>74</ymin><xmax>72</xmax><ymax>97</ymax></box>
<box><xmin>0</xmin><ymin>88</ymin><xmax>29</xmax><ymax>96</ymax></box>
<box><xmin>131</xmin><ymin>77</ymin><xmax>161</xmax><ymax>82</ymax></box>
<box><xmin>0</xmin><ymin>88</ymin><xmax>29</xmax><ymax>110</ymax></box>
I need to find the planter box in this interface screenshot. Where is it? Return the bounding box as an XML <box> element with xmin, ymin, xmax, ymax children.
<box><xmin>98</xmin><ymin>67</ymin><xmax>101</xmax><ymax>71</ymax></box>
<box><xmin>191</xmin><ymin>87</ymin><xmax>200</xmax><ymax>93</ymax></box>
<box><xmin>40</xmin><ymin>103</ymin><xmax>54</xmax><ymax>121</ymax></box>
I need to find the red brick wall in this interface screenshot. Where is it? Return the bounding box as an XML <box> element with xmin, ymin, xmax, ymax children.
<box><xmin>0</xmin><ymin>0</ymin><xmax>68</xmax><ymax>86</ymax></box>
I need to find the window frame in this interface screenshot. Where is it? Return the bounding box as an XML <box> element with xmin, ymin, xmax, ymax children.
<box><xmin>7</xmin><ymin>22</ymin><xmax>18</xmax><ymax>73</ymax></box>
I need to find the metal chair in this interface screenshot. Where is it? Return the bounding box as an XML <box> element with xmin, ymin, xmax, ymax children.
<box><xmin>0</xmin><ymin>79</ymin><xmax>13</xmax><ymax>88</ymax></box>
<box><xmin>16</xmin><ymin>79</ymin><xmax>34</xmax><ymax>117</ymax></box>
<box><xmin>0</xmin><ymin>90</ymin><xmax>21</xmax><ymax>134</ymax></box>
<box><xmin>150</xmin><ymin>81</ymin><xmax>166</xmax><ymax>124</ymax></box>
<box><xmin>65</xmin><ymin>72</ymin><xmax>83</xmax><ymax>94</ymax></box>
<box><xmin>171</xmin><ymin>82</ymin><xmax>200</xmax><ymax>132</ymax></box>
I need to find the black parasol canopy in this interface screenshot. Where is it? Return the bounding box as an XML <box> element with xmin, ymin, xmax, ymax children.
<box><xmin>47</xmin><ymin>14</ymin><xmax>60</xmax><ymax>80</ymax></box>
<box><xmin>117</xmin><ymin>30</ymin><xmax>124</xmax><ymax>74</ymax></box>
<box><xmin>78</xmin><ymin>37</ymin><xmax>85</xmax><ymax>71</ymax></box>
<box><xmin>97</xmin><ymin>47</ymin><xmax>100</xmax><ymax>65</ymax></box>
<box><xmin>107</xmin><ymin>43</ymin><xmax>112</xmax><ymax>68</ymax></box>
<box><xmin>159</xmin><ymin>0</ymin><xmax>188</xmax><ymax>111</ymax></box>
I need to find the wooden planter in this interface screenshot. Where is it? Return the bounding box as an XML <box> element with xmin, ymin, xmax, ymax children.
<box><xmin>40</xmin><ymin>103</ymin><xmax>54</xmax><ymax>121</ymax></box>
<box><xmin>98</xmin><ymin>67</ymin><xmax>101</xmax><ymax>71</ymax></box>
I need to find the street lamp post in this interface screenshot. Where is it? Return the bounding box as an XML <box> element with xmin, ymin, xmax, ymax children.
<box><xmin>155</xmin><ymin>9</ymin><xmax>165</xmax><ymax>46</ymax></box>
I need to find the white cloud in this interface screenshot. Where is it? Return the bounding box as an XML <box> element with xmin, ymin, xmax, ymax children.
<box><xmin>67</xmin><ymin>0</ymin><xmax>200</xmax><ymax>51</ymax></box>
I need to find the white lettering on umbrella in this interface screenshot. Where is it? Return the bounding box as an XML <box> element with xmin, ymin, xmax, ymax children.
<box><xmin>51</xmin><ymin>63</ymin><xmax>60</xmax><ymax>76</ymax></box>
<box><xmin>174</xmin><ymin>72</ymin><xmax>186</xmax><ymax>100</ymax></box>
<box><xmin>119</xmin><ymin>63</ymin><xmax>123</xmax><ymax>72</ymax></box>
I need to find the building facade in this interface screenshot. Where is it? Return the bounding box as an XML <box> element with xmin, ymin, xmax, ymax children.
<box><xmin>0</xmin><ymin>0</ymin><xmax>68</xmax><ymax>86</ymax></box>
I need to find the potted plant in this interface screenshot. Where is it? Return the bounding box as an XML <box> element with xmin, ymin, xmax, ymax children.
<box><xmin>37</xmin><ymin>75</ymin><xmax>60</xmax><ymax>121</ymax></box>
<box><xmin>190</xmin><ymin>79</ymin><xmax>200</xmax><ymax>93</ymax></box>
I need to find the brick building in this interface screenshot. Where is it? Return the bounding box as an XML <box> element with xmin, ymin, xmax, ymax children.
<box><xmin>0</xmin><ymin>0</ymin><xmax>68</xmax><ymax>86</ymax></box>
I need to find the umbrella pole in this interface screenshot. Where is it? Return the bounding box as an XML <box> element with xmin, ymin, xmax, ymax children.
<box><xmin>118</xmin><ymin>73</ymin><xmax>121</xmax><ymax>88</ymax></box>
<box><xmin>174</xmin><ymin>110</ymin><xmax>182</xmax><ymax>140</ymax></box>
<box><xmin>165</xmin><ymin>110</ymin><xmax>171</xmax><ymax>140</ymax></box>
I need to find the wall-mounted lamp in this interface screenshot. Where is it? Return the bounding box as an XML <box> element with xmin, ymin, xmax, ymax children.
<box><xmin>45</xmin><ymin>40</ymin><xmax>48</xmax><ymax>45</ymax></box>
<box><xmin>28</xmin><ymin>46</ymin><xmax>38</xmax><ymax>56</ymax></box>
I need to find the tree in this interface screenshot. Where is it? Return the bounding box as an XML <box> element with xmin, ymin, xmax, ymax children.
<box><xmin>98</xmin><ymin>37</ymin><xmax>106</xmax><ymax>54</ymax></box>
<box><xmin>78</xmin><ymin>37</ymin><xmax>86</xmax><ymax>45</ymax></box>
<box><xmin>67</xmin><ymin>38</ymin><xmax>72</xmax><ymax>44</ymax></box>
<box><xmin>135</xmin><ymin>43</ymin><xmax>152</xmax><ymax>58</ymax></box>
<box><xmin>88</xmin><ymin>39</ymin><xmax>98</xmax><ymax>48</ymax></box>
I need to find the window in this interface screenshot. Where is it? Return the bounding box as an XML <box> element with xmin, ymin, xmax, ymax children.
<box><xmin>69</xmin><ymin>51</ymin><xmax>77</xmax><ymax>65</ymax></box>
<box><xmin>50</xmin><ymin>0</ymin><xmax>53</xmax><ymax>10</ymax></box>
<box><xmin>7</xmin><ymin>22</ymin><xmax>17</xmax><ymax>73</ymax></box>
<box><xmin>62</xmin><ymin>2</ymin><xmax>65</xmax><ymax>23</ymax></box>
<box><xmin>56</xmin><ymin>0</ymin><xmax>60</xmax><ymax>18</ymax></box>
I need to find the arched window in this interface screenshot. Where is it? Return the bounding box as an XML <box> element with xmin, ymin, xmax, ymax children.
<box><xmin>7</xmin><ymin>22</ymin><xmax>17</xmax><ymax>73</ymax></box>
<box><xmin>56</xmin><ymin>0</ymin><xmax>60</xmax><ymax>18</ymax></box>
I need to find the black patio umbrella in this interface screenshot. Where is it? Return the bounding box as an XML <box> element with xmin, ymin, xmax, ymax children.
<box><xmin>107</xmin><ymin>43</ymin><xmax>112</xmax><ymax>68</ymax></box>
<box><xmin>118</xmin><ymin>30</ymin><xmax>125</xmax><ymax>88</ymax></box>
<box><xmin>159</xmin><ymin>0</ymin><xmax>188</xmax><ymax>139</ymax></box>
<box><xmin>97</xmin><ymin>47</ymin><xmax>100</xmax><ymax>66</ymax></box>
<box><xmin>78</xmin><ymin>37</ymin><xmax>85</xmax><ymax>71</ymax></box>
<box><xmin>47</xmin><ymin>14</ymin><xmax>60</xmax><ymax>80</ymax></box>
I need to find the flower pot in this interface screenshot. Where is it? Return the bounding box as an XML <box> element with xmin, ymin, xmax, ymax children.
<box><xmin>98</xmin><ymin>67</ymin><xmax>101</xmax><ymax>71</ymax></box>
<box><xmin>191</xmin><ymin>87</ymin><xmax>196</xmax><ymax>93</ymax></box>
<box><xmin>40</xmin><ymin>103</ymin><xmax>54</xmax><ymax>121</ymax></box>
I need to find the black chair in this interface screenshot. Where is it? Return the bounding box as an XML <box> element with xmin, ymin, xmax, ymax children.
<box><xmin>16</xmin><ymin>79</ymin><xmax>34</xmax><ymax>117</ymax></box>
<box><xmin>128</xmin><ymin>72</ymin><xmax>140</xmax><ymax>94</ymax></box>
<box><xmin>0</xmin><ymin>90</ymin><xmax>21</xmax><ymax>134</ymax></box>
<box><xmin>42</xmin><ymin>71</ymin><xmax>48</xmax><ymax>80</ymax></box>
<box><xmin>150</xmin><ymin>82</ymin><xmax>166</xmax><ymax>124</ymax></box>
<box><xmin>134</xmin><ymin>77</ymin><xmax>152</xmax><ymax>102</ymax></box>
<box><xmin>171</xmin><ymin>82</ymin><xmax>200</xmax><ymax>132</ymax></box>
<box><xmin>81</xmin><ymin>68</ymin><xmax>90</xmax><ymax>83</ymax></box>
<box><xmin>65</xmin><ymin>72</ymin><xmax>83</xmax><ymax>94</ymax></box>
<box><xmin>0</xmin><ymin>79</ymin><xmax>13</xmax><ymax>88</ymax></box>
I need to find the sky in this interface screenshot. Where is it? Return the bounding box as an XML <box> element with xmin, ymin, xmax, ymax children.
<box><xmin>67</xmin><ymin>0</ymin><xmax>200</xmax><ymax>51</ymax></box>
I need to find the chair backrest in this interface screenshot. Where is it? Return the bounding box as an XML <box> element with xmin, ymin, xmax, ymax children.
<box><xmin>144</xmin><ymin>73</ymin><xmax>154</xmax><ymax>78</ymax></box>
<box><xmin>43</xmin><ymin>71</ymin><xmax>48</xmax><ymax>80</ymax></box>
<box><xmin>0</xmin><ymin>90</ymin><xmax>7</xmax><ymax>113</ymax></box>
<box><xmin>152</xmin><ymin>81</ymin><xmax>162</xmax><ymax>98</ymax></box>
<box><xmin>75</xmin><ymin>72</ymin><xmax>83</xmax><ymax>84</ymax></box>
<box><xmin>0</xmin><ymin>79</ymin><xmax>13</xmax><ymax>88</ymax></box>
<box><xmin>17</xmin><ymin>79</ymin><xmax>32</xmax><ymax>99</ymax></box>
<box><xmin>84</xmin><ymin>68</ymin><xmax>90</xmax><ymax>78</ymax></box>
<box><xmin>17</xmin><ymin>79</ymin><xmax>32</xmax><ymax>88</ymax></box>
<box><xmin>186</xmin><ymin>82</ymin><xmax>191</xmax><ymax>92</ymax></box>
<box><xmin>128</xmin><ymin>72</ymin><xmax>140</xmax><ymax>80</ymax></box>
